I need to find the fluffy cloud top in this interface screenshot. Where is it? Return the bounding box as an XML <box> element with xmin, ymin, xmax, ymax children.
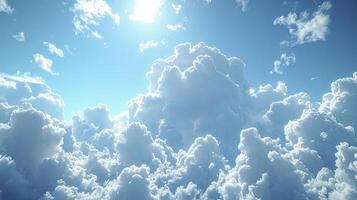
<box><xmin>274</xmin><ymin>1</ymin><xmax>332</xmax><ymax>46</ymax></box>
<box><xmin>0</xmin><ymin>43</ymin><xmax>356</xmax><ymax>200</ymax></box>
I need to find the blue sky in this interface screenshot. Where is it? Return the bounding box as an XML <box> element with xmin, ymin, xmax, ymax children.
<box><xmin>0</xmin><ymin>0</ymin><xmax>356</xmax><ymax>118</ymax></box>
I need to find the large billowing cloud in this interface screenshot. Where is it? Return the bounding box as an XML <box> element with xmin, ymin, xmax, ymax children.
<box><xmin>0</xmin><ymin>43</ymin><xmax>356</xmax><ymax>199</ymax></box>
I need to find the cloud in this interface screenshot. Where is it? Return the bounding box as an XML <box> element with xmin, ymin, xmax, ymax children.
<box><xmin>0</xmin><ymin>0</ymin><xmax>13</xmax><ymax>13</ymax></box>
<box><xmin>43</xmin><ymin>42</ymin><xmax>64</xmax><ymax>58</ymax></box>
<box><xmin>32</xmin><ymin>54</ymin><xmax>56</xmax><ymax>75</ymax></box>
<box><xmin>274</xmin><ymin>1</ymin><xmax>332</xmax><ymax>46</ymax></box>
<box><xmin>71</xmin><ymin>0</ymin><xmax>120</xmax><ymax>39</ymax></box>
<box><xmin>166</xmin><ymin>24</ymin><xmax>186</xmax><ymax>32</ymax></box>
<box><xmin>271</xmin><ymin>53</ymin><xmax>296</xmax><ymax>74</ymax></box>
<box><xmin>236</xmin><ymin>0</ymin><xmax>249</xmax><ymax>12</ymax></box>
<box><xmin>172</xmin><ymin>3</ymin><xmax>182</xmax><ymax>15</ymax></box>
<box><xmin>0</xmin><ymin>44</ymin><xmax>357</xmax><ymax>200</ymax></box>
<box><xmin>139</xmin><ymin>40</ymin><xmax>159</xmax><ymax>52</ymax></box>
<box><xmin>12</xmin><ymin>32</ymin><xmax>25</xmax><ymax>42</ymax></box>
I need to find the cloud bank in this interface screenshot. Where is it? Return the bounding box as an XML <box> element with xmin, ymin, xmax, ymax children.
<box><xmin>0</xmin><ymin>43</ymin><xmax>356</xmax><ymax>200</ymax></box>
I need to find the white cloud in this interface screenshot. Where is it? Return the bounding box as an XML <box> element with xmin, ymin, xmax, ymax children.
<box><xmin>0</xmin><ymin>44</ymin><xmax>357</xmax><ymax>200</ymax></box>
<box><xmin>43</xmin><ymin>42</ymin><xmax>64</xmax><ymax>58</ymax></box>
<box><xmin>71</xmin><ymin>0</ymin><xmax>120</xmax><ymax>39</ymax></box>
<box><xmin>166</xmin><ymin>24</ymin><xmax>186</xmax><ymax>32</ymax></box>
<box><xmin>0</xmin><ymin>0</ymin><xmax>13</xmax><ymax>13</ymax></box>
<box><xmin>274</xmin><ymin>1</ymin><xmax>332</xmax><ymax>46</ymax></box>
<box><xmin>172</xmin><ymin>3</ymin><xmax>182</xmax><ymax>15</ymax></box>
<box><xmin>139</xmin><ymin>40</ymin><xmax>159</xmax><ymax>52</ymax></box>
<box><xmin>12</xmin><ymin>32</ymin><xmax>25</xmax><ymax>42</ymax></box>
<box><xmin>32</xmin><ymin>54</ymin><xmax>56</xmax><ymax>75</ymax></box>
<box><xmin>271</xmin><ymin>53</ymin><xmax>296</xmax><ymax>74</ymax></box>
<box><xmin>236</xmin><ymin>0</ymin><xmax>249</xmax><ymax>12</ymax></box>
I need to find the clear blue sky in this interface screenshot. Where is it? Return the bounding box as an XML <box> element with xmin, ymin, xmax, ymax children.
<box><xmin>0</xmin><ymin>0</ymin><xmax>356</xmax><ymax>118</ymax></box>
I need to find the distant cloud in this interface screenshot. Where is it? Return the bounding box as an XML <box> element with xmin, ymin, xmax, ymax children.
<box><xmin>139</xmin><ymin>40</ymin><xmax>159</xmax><ymax>52</ymax></box>
<box><xmin>274</xmin><ymin>1</ymin><xmax>332</xmax><ymax>46</ymax></box>
<box><xmin>166</xmin><ymin>23</ymin><xmax>186</xmax><ymax>32</ymax></box>
<box><xmin>271</xmin><ymin>53</ymin><xmax>296</xmax><ymax>74</ymax></box>
<box><xmin>32</xmin><ymin>54</ymin><xmax>56</xmax><ymax>75</ymax></box>
<box><xmin>236</xmin><ymin>0</ymin><xmax>249</xmax><ymax>11</ymax></box>
<box><xmin>43</xmin><ymin>42</ymin><xmax>64</xmax><ymax>58</ymax></box>
<box><xmin>71</xmin><ymin>0</ymin><xmax>120</xmax><ymax>39</ymax></box>
<box><xmin>0</xmin><ymin>0</ymin><xmax>13</xmax><ymax>13</ymax></box>
<box><xmin>12</xmin><ymin>32</ymin><xmax>25</xmax><ymax>42</ymax></box>
<box><xmin>172</xmin><ymin>3</ymin><xmax>182</xmax><ymax>14</ymax></box>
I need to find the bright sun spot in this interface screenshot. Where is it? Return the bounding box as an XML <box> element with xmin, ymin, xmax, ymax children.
<box><xmin>129</xmin><ymin>0</ymin><xmax>164</xmax><ymax>23</ymax></box>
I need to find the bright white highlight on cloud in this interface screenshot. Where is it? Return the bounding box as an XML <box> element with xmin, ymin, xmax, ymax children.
<box><xmin>1</xmin><ymin>43</ymin><xmax>356</xmax><ymax>200</ymax></box>
<box><xmin>172</xmin><ymin>3</ymin><xmax>182</xmax><ymax>15</ymax></box>
<box><xmin>271</xmin><ymin>53</ymin><xmax>296</xmax><ymax>74</ymax></box>
<box><xmin>32</xmin><ymin>54</ymin><xmax>55</xmax><ymax>75</ymax></box>
<box><xmin>166</xmin><ymin>23</ymin><xmax>186</xmax><ymax>32</ymax></box>
<box><xmin>43</xmin><ymin>42</ymin><xmax>64</xmax><ymax>58</ymax></box>
<box><xmin>139</xmin><ymin>40</ymin><xmax>159</xmax><ymax>52</ymax></box>
<box><xmin>274</xmin><ymin>1</ymin><xmax>332</xmax><ymax>46</ymax></box>
<box><xmin>72</xmin><ymin>0</ymin><xmax>120</xmax><ymax>39</ymax></box>
<box><xmin>0</xmin><ymin>0</ymin><xmax>13</xmax><ymax>13</ymax></box>
<box><xmin>130</xmin><ymin>0</ymin><xmax>164</xmax><ymax>23</ymax></box>
<box><xmin>12</xmin><ymin>32</ymin><xmax>25</xmax><ymax>42</ymax></box>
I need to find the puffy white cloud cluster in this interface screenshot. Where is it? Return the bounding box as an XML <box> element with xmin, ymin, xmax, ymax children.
<box><xmin>0</xmin><ymin>43</ymin><xmax>356</xmax><ymax>199</ymax></box>
<box><xmin>274</xmin><ymin>1</ymin><xmax>332</xmax><ymax>46</ymax></box>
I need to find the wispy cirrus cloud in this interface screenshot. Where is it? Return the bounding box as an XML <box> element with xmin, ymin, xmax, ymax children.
<box><xmin>12</xmin><ymin>32</ymin><xmax>25</xmax><ymax>42</ymax></box>
<box><xmin>139</xmin><ymin>40</ymin><xmax>159</xmax><ymax>52</ymax></box>
<box><xmin>166</xmin><ymin>23</ymin><xmax>186</xmax><ymax>32</ymax></box>
<box><xmin>172</xmin><ymin>3</ymin><xmax>182</xmax><ymax>14</ymax></box>
<box><xmin>71</xmin><ymin>0</ymin><xmax>120</xmax><ymax>39</ymax></box>
<box><xmin>43</xmin><ymin>42</ymin><xmax>64</xmax><ymax>58</ymax></box>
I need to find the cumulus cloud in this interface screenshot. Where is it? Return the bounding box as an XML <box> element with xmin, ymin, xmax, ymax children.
<box><xmin>271</xmin><ymin>53</ymin><xmax>296</xmax><ymax>74</ymax></box>
<box><xmin>0</xmin><ymin>0</ymin><xmax>13</xmax><ymax>13</ymax></box>
<box><xmin>0</xmin><ymin>43</ymin><xmax>356</xmax><ymax>200</ymax></box>
<box><xmin>166</xmin><ymin>24</ymin><xmax>186</xmax><ymax>32</ymax></box>
<box><xmin>12</xmin><ymin>32</ymin><xmax>25</xmax><ymax>42</ymax></box>
<box><xmin>71</xmin><ymin>0</ymin><xmax>120</xmax><ymax>39</ymax></box>
<box><xmin>139</xmin><ymin>40</ymin><xmax>159</xmax><ymax>53</ymax></box>
<box><xmin>43</xmin><ymin>42</ymin><xmax>64</xmax><ymax>58</ymax></box>
<box><xmin>32</xmin><ymin>54</ymin><xmax>56</xmax><ymax>75</ymax></box>
<box><xmin>274</xmin><ymin>1</ymin><xmax>332</xmax><ymax>46</ymax></box>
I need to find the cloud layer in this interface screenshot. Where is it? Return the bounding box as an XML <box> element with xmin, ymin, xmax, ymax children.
<box><xmin>0</xmin><ymin>43</ymin><xmax>356</xmax><ymax>200</ymax></box>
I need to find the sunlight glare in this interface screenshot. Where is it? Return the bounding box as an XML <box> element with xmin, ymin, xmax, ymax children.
<box><xmin>129</xmin><ymin>0</ymin><xmax>164</xmax><ymax>23</ymax></box>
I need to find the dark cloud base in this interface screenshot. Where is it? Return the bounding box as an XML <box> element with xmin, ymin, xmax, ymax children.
<box><xmin>0</xmin><ymin>43</ymin><xmax>356</xmax><ymax>200</ymax></box>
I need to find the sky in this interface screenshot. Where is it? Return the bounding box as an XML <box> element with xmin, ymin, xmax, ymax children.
<box><xmin>1</xmin><ymin>0</ymin><xmax>357</xmax><ymax>200</ymax></box>
<box><xmin>1</xmin><ymin>0</ymin><xmax>356</xmax><ymax>118</ymax></box>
